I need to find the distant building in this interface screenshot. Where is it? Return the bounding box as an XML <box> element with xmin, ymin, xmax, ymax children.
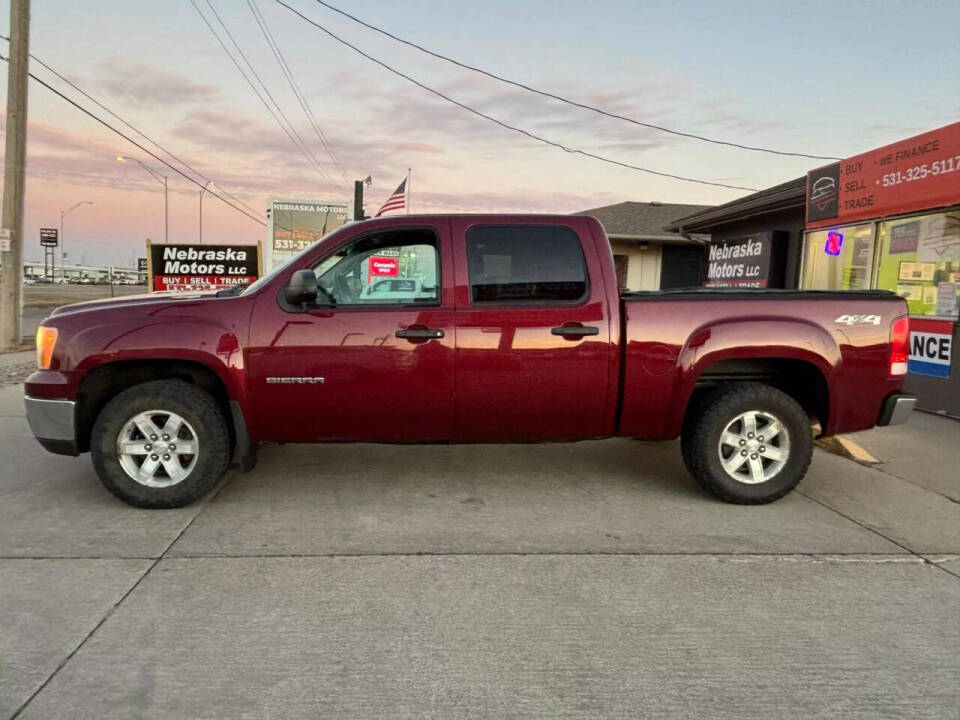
<box><xmin>575</xmin><ymin>201</ymin><xmax>712</xmax><ymax>290</ymax></box>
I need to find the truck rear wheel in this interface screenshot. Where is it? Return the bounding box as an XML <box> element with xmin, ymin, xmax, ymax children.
<box><xmin>90</xmin><ymin>380</ymin><xmax>231</xmax><ymax>508</ymax></box>
<box><xmin>681</xmin><ymin>382</ymin><xmax>812</xmax><ymax>504</ymax></box>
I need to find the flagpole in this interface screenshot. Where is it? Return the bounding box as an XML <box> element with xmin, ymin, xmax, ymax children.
<box><xmin>406</xmin><ymin>167</ymin><xmax>411</xmax><ymax>215</ymax></box>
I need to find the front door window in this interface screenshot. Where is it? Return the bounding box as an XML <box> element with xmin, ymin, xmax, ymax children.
<box><xmin>312</xmin><ymin>232</ymin><xmax>439</xmax><ymax>306</ymax></box>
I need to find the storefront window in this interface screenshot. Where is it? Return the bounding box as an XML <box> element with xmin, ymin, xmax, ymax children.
<box><xmin>875</xmin><ymin>210</ymin><xmax>960</xmax><ymax>317</ymax></box>
<box><xmin>801</xmin><ymin>222</ymin><xmax>875</xmax><ymax>290</ymax></box>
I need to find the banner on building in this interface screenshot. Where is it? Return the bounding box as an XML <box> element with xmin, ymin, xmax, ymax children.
<box><xmin>265</xmin><ymin>199</ymin><xmax>351</xmax><ymax>271</ymax></box>
<box><xmin>806</xmin><ymin>121</ymin><xmax>960</xmax><ymax>229</ymax></box>
<box><xmin>147</xmin><ymin>241</ymin><xmax>261</xmax><ymax>292</ymax></box>
<box><xmin>908</xmin><ymin>318</ymin><xmax>953</xmax><ymax>379</ymax></box>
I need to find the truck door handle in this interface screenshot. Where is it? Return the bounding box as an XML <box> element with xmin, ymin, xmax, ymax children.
<box><xmin>551</xmin><ymin>324</ymin><xmax>599</xmax><ymax>338</ymax></box>
<box><xmin>396</xmin><ymin>327</ymin><xmax>445</xmax><ymax>339</ymax></box>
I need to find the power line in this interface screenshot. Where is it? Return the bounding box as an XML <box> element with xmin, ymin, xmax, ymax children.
<box><xmin>0</xmin><ymin>34</ymin><xmax>261</xmax><ymax>218</ymax></box>
<box><xmin>191</xmin><ymin>0</ymin><xmax>343</xmax><ymax>194</ymax></box>
<box><xmin>274</xmin><ymin>0</ymin><xmax>758</xmax><ymax>192</ymax></box>
<box><xmin>0</xmin><ymin>52</ymin><xmax>266</xmax><ymax>226</ymax></box>
<box><xmin>193</xmin><ymin>0</ymin><xmax>340</xmax><ymax>192</ymax></box>
<box><xmin>306</xmin><ymin>0</ymin><xmax>840</xmax><ymax>162</ymax></box>
<box><xmin>247</xmin><ymin>0</ymin><xmax>350</xmax><ymax>185</ymax></box>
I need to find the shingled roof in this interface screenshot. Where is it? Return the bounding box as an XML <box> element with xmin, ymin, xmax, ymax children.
<box><xmin>664</xmin><ymin>177</ymin><xmax>805</xmax><ymax>233</ymax></box>
<box><xmin>574</xmin><ymin>201</ymin><xmax>713</xmax><ymax>239</ymax></box>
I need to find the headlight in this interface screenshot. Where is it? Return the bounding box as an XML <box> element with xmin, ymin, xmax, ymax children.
<box><xmin>36</xmin><ymin>326</ymin><xmax>58</xmax><ymax>369</ymax></box>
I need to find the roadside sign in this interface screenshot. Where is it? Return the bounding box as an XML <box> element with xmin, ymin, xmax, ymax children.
<box><xmin>147</xmin><ymin>240</ymin><xmax>261</xmax><ymax>292</ymax></box>
<box><xmin>908</xmin><ymin>318</ymin><xmax>953</xmax><ymax>378</ymax></box>
<box><xmin>40</xmin><ymin>228</ymin><xmax>58</xmax><ymax>247</ymax></box>
<box><xmin>265</xmin><ymin>198</ymin><xmax>351</xmax><ymax>271</ymax></box>
<box><xmin>137</xmin><ymin>257</ymin><xmax>147</xmax><ymax>272</ymax></box>
<box><xmin>0</xmin><ymin>228</ymin><xmax>10</xmax><ymax>252</ymax></box>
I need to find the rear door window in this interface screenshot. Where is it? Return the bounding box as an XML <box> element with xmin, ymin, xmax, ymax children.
<box><xmin>465</xmin><ymin>226</ymin><xmax>588</xmax><ymax>303</ymax></box>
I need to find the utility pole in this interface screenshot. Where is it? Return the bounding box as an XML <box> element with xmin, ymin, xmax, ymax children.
<box><xmin>353</xmin><ymin>180</ymin><xmax>364</xmax><ymax>221</ymax></box>
<box><xmin>117</xmin><ymin>156</ymin><xmax>168</xmax><ymax>243</ymax></box>
<box><xmin>0</xmin><ymin>0</ymin><xmax>30</xmax><ymax>350</ymax></box>
<box><xmin>353</xmin><ymin>175</ymin><xmax>372</xmax><ymax>221</ymax></box>
<box><xmin>60</xmin><ymin>201</ymin><xmax>93</xmax><ymax>281</ymax></box>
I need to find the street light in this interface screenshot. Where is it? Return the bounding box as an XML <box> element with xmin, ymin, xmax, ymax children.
<box><xmin>116</xmin><ymin>155</ymin><xmax>168</xmax><ymax>243</ymax></box>
<box><xmin>199</xmin><ymin>181</ymin><xmax>215</xmax><ymax>244</ymax></box>
<box><xmin>60</xmin><ymin>201</ymin><xmax>93</xmax><ymax>281</ymax></box>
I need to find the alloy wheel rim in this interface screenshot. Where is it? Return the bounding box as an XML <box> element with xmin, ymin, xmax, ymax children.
<box><xmin>116</xmin><ymin>410</ymin><xmax>199</xmax><ymax>488</ymax></box>
<box><xmin>717</xmin><ymin>409</ymin><xmax>790</xmax><ymax>484</ymax></box>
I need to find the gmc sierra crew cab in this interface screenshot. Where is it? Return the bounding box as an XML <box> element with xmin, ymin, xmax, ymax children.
<box><xmin>25</xmin><ymin>214</ymin><xmax>915</xmax><ymax>508</ymax></box>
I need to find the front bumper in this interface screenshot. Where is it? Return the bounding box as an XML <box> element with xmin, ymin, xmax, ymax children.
<box><xmin>877</xmin><ymin>393</ymin><xmax>916</xmax><ymax>426</ymax></box>
<box><xmin>24</xmin><ymin>396</ymin><xmax>78</xmax><ymax>456</ymax></box>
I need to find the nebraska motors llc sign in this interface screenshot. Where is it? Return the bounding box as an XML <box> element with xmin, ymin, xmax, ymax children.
<box><xmin>148</xmin><ymin>242</ymin><xmax>261</xmax><ymax>292</ymax></box>
<box><xmin>703</xmin><ymin>233</ymin><xmax>776</xmax><ymax>288</ymax></box>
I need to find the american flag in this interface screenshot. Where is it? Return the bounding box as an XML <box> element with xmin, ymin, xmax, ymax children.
<box><xmin>374</xmin><ymin>178</ymin><xmax>407</xmax><ymax>217</ymax></box>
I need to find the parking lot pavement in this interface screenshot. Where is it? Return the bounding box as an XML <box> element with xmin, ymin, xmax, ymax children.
<box><xmin>1</xmin><ymin>374</ymin><xmax>957</xmax><ymax>718</ymax></box>
<box><xmin>13</xmin><ymin>556</ymin><xmax>959</xmax><ymax>720</ymax></box>
<box><xmin>846</xmin><ymin>410</ymin><xmax>960</xmax><ymax>502</ymax></box>
<box><xmin>0</xmin><ymin>559</ymin><xmax>149</xmax><ymax>719</ymax></box>
<box><xmin>169</xmin><ymin>441</ymin><xmax>904</xmax><ymax>558</ymax></box>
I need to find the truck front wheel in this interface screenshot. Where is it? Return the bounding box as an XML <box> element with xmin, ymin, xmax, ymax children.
<box><xmin>90</xmin><ymin>380</ymin><xmax>231</xmax><ymax>508</ymax></box>
<box><xmin>681</xmin><ymin>382</ymin><xmax>813</xmax><ymax>504</ymax></box>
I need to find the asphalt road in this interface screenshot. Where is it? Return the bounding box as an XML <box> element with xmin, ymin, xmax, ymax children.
<box><xmin>1</xmin><ymin>363</ymin><xmax>957</xmax><ymax>719</ymax></box>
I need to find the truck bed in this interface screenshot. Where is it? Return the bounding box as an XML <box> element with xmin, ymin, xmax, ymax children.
<box><xmin>618</xmin><ymin>288</ymin><xmax>908</xmax><ymax>440</ymax></box>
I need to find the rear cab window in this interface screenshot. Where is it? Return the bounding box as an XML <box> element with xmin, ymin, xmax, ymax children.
<box><xmin>465</xmin><ymin>226</ymin><xmax>589</xmax><ymax>304</ymax></box>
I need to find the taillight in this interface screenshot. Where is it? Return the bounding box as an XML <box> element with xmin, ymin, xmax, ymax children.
<box><xmin>36</xmin><ymin>326</ymin><xmax>58</xmax><ymax>369</ymax></box>
<box><xmin>889</xmin><ymin>316</ymin><xmax>909</xmax><ymax>376</ymax></box>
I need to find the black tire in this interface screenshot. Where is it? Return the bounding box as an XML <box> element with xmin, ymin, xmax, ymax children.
<box><xmin>680</xmin><ymin>389</ymin><xmax>707</xmax><ymax>480</ymax></box>
<box><xmin>681</xmin><ymin>382</ymin><xmax>813</xmax><ymax>504</ymax></box>
<box><xmin>90</xmin><ymin>380</ymin><xmax>230</xmax><ymax>508</ymax></box>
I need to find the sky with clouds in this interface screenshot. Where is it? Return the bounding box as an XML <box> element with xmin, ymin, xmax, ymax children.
<box><xmin>1</xmin><ymin>0</ymin><xmax>958</xmax><ymax>267</ymax></box>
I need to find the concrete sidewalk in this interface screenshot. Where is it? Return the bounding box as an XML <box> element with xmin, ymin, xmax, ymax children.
<box><xmin>846</xmin><ymin>411</ymin><xmax>960</xmax><ymax>501</ymax></box>
<box><xmin>0</xmin><ymin>365</ymin><xmax>957</xmax><ymax>718</ymax></box>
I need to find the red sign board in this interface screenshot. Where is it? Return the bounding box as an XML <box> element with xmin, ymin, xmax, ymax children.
<box><xmin>368</xmin><ymin>256</ymin><xmax>399</xmax><ymax>278</ymax></box>
<box><xmin>806</xmin><ymin>121</ymin><xmax>960</xmax><ymax>229</ymax></box>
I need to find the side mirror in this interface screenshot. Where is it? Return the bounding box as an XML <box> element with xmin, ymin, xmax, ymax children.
<box><xmin>284</xmin><ymin>269</ymin><xmax>318</xmax><ymax>306</ymax></box>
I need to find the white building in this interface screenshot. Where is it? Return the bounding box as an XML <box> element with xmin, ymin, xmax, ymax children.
<box><xmin>575</xmin><ymin>201</ymin><xmax>712</xmax><ymax>290</ymax></box>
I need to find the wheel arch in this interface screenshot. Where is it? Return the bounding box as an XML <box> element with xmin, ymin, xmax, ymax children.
<box><xmin>76</xmin><ymin>359</ymin><xmax>235</xmax><ymax>454</ymax></box>
<box><xmin>669</xmin><ymin>318</ymin><xmax>840</xmax><ymax>438</ymax></box>
<box><xmin>681</xmin><ymin>357</ymin><xmax>831</xmax><ymax>438</ymax></box>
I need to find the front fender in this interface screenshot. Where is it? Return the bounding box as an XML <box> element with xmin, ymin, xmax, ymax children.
<box><xmin>59</xmin><ymin>317</ymin><xmax>249</xmax><ymax>410</ymax></box>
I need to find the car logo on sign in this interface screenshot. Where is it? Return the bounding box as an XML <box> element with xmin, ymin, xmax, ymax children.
<box><xmin>810</xmin><ymin>177</ymin><xmax>837</xmax><ymax>211</ymax></box>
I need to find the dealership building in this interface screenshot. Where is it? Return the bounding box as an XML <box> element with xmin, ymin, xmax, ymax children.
<box><xmin>668</xmin><ymin>121</ymin><xmax>960</xmax><ymax>417</ymax></box>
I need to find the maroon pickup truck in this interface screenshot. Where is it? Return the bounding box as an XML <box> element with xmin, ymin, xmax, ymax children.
<box><xmin>26</xmin><ymin>214</ymin><xmax>914</xmax><ymax>508</ymax></box>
